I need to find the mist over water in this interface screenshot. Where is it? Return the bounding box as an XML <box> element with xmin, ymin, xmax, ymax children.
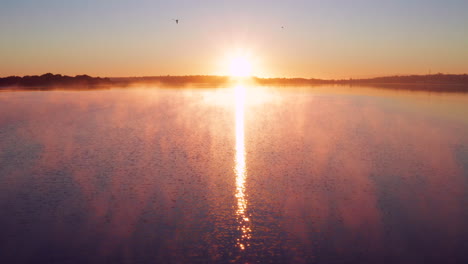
<box><xmin>0</xmin><ymin>85</ymin><xmax>467</xmax><ymax>263</ymax></box>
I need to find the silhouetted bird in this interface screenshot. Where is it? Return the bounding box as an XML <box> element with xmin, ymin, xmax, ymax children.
<box><xmin>173</xmin><ymin>19</ymin><xmax>179</xmax><ymax>24</ymax></box>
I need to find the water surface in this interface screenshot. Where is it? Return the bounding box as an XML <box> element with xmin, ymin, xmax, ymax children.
<box><xmin>0</xmin><ymin>85</ymin><xmax>467</xmax><ymax>263</ymax></box>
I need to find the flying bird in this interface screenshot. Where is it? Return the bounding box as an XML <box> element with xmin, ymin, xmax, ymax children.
<box><xmin>173</xmin><ymin>19</ymin><xmax>179</xmax><ymax>24</ymax></box>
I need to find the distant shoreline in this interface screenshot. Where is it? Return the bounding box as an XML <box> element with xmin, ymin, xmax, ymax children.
<box><xmin>1</xmin><ymin>73</ymin><xmax>468</xmax><ymax>91</ymax></box>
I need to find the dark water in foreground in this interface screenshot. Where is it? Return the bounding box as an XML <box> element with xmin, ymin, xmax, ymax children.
<box><xmin>0</xmin><ymin>85</ymin><xmax>467</xmax><ymax>264</ymax></box>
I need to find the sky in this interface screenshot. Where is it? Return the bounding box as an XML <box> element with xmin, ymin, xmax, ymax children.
<box><xmin>1</xmin><ymin>0</ymin><xmax>467</xmax><ymax>78</ymax></box>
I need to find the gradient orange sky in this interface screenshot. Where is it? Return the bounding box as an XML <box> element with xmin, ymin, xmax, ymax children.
<box><xmin>1</xmin><ymin>0</ymin><xmax>467</xmax><ymax>78</ymax></box>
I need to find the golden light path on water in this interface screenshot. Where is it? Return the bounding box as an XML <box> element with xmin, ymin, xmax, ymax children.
<box><xmin>234</xmin><ymin>85</ymin><xmax>251</xmax><ymax>250</ymax></box>
<box><xmin>200</xmin><ymin>84</ymin><xmax>277</xmax><ymax>251</ymax></box>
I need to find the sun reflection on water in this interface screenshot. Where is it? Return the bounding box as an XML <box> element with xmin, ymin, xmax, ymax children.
<box><xmin>234</xmin><ymin>85</ymin><xmax>251</xmax><ymax>250</ymax></box>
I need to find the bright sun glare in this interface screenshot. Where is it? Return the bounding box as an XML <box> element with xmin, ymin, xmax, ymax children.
<box><xmin>229</xmin><ymin>57</ymin><xmax>252</xmax><ymax>77</ymax></box>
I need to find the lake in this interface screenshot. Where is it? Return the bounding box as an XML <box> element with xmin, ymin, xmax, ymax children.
<box><xmin>0</xmin><ymin>85</ymin><xmax>467</xmax><ymax>263</ymax></box>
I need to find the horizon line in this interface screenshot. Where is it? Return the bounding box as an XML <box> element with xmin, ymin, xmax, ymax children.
<box><xmin>2</xmin><ymin>72</ymin><xmax>468</xmax><ymax>81</ymax></box>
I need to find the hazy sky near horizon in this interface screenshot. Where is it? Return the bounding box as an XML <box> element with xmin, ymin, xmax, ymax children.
<box><xmin>1</xmin><ymin>0</ymin><xmax>467</xmax><ymax>78</ymax></box>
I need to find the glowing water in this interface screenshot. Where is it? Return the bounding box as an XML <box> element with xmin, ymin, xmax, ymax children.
<box><xmin>234</xmin><ymin>85</ymin><xmax>251</xmax><ymax>250</ymax></box>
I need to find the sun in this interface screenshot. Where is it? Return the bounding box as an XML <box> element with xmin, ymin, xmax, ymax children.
<box><xmin>229</xmin><ymin>56</ymin><xmax>252</xmax><ymax>77</ymax></box>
